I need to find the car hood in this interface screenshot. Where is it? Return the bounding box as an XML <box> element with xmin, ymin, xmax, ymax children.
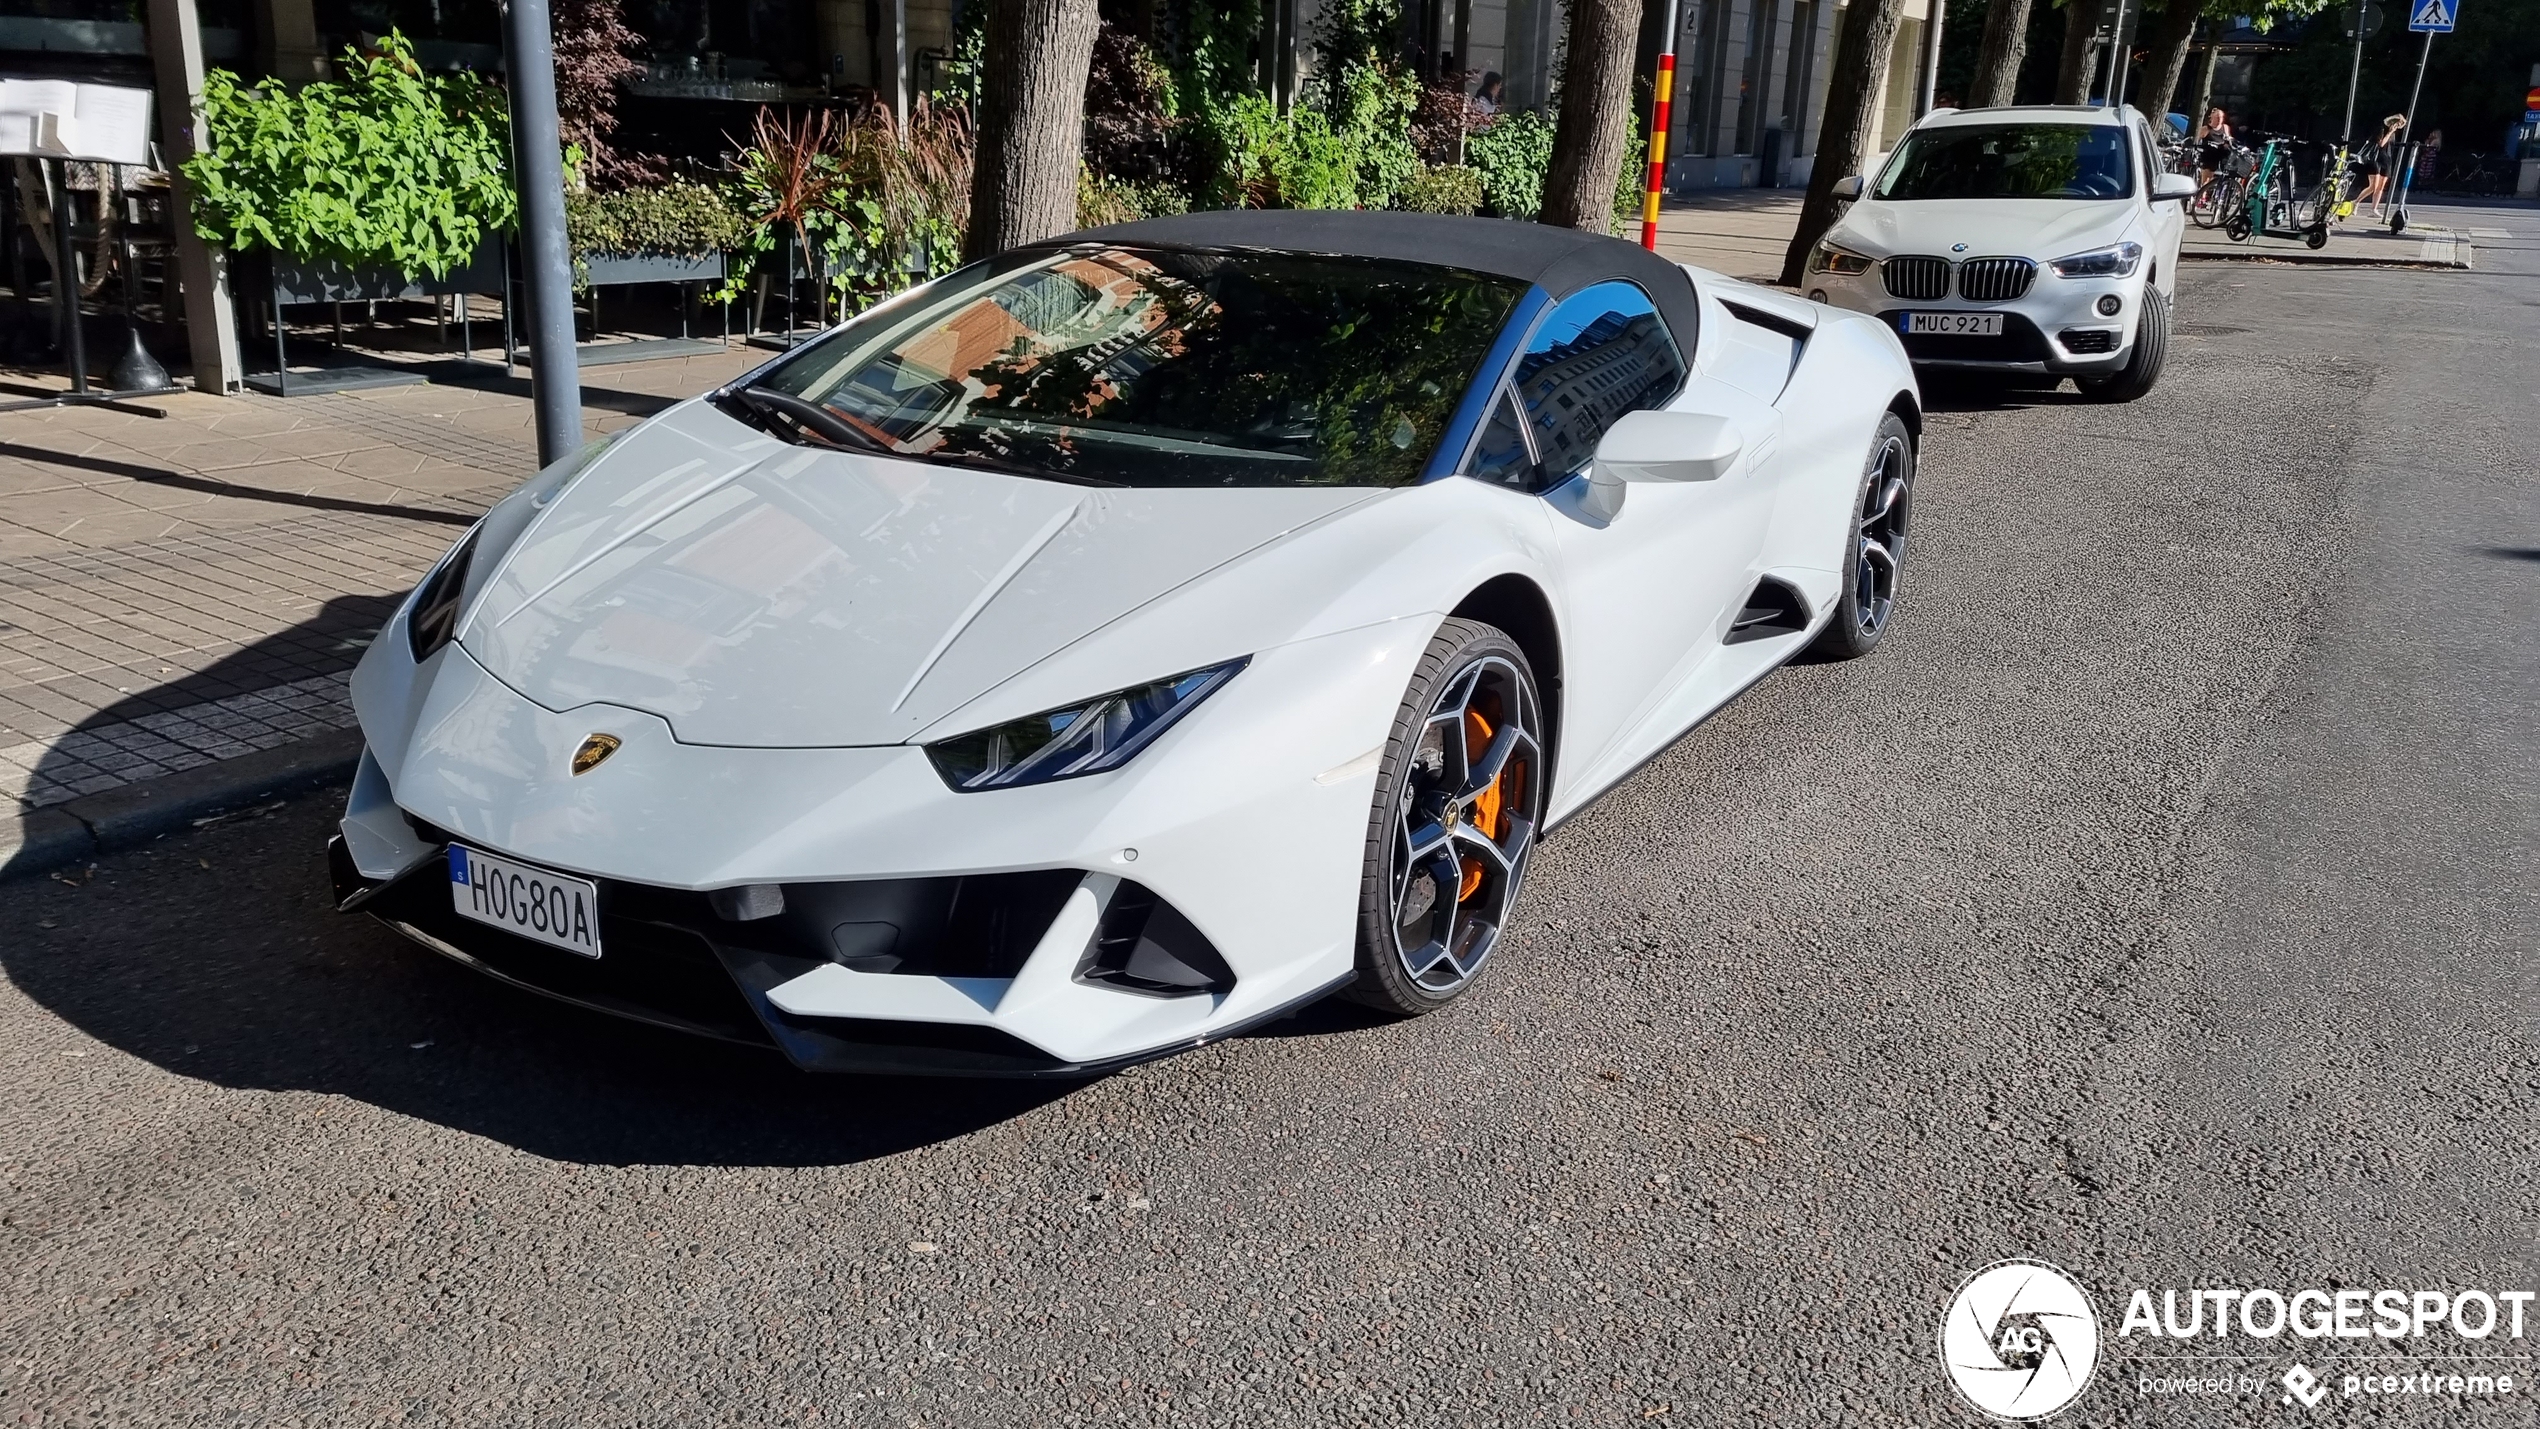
<box><xmin>1831</xmin><ymin>198</ymin><xmax>2135</xmax><ymax>263</ymax></box>
<box><xmin>456</xmin><ymin>401</ymin><xmax>1380</xmax><ymax>748</ymax></box>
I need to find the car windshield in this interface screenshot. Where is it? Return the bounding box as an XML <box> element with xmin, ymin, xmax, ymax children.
<box><xmin>1874</xmin><ymin>122</ymin><xmax>2136</xmax><ymax>201</ymax></box>
<box><xmin>742</xmin><ymin>245</ymin><xmax>1527</xmax><ymax>488</ymax></box>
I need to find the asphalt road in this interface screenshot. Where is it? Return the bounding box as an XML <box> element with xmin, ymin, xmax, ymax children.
<box><xmin>4</xmin><ymin>202</ymin><xmax>2533</xmax><ymax>1428</ymax></box>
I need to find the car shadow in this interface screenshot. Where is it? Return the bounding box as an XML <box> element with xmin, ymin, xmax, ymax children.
<box><xmin>2</xmin><ymin>790</ymin><xmax>1083</xmax><ymax>1166</ymax></box>
<box><xmin>2</xmin><ymin>606</ymin><xmax>1098</xmax><ymax>1165</ymax></box>
<box><xmin>1916</xmin><ymin>375</ymin><xmax>2089</xmax><ymax>413</ymax></box>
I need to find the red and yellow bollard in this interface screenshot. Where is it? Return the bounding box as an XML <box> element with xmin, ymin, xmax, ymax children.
<box><xmin>1640</xmin><ymin>52</ymin><xmax>1674</xmax><ymax>249</ymax></box>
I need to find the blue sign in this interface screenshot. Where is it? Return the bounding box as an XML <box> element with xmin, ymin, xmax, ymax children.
<box><xmin>2406</xmin><ymin>0</ymin><xmax>2454</xmax><ymax>32</ymax></box>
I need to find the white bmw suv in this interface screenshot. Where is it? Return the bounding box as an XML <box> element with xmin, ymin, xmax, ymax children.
<box><xmin>1804</xmin><ymin>104</ymin><xmax>2194</xmax><ymax>402</ymax></box>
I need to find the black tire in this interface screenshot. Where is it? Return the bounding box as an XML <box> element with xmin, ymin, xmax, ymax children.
<box><xmin>2076</xmin><ymin>284</ymin><xmax>2170</xmax><ymax>405</ymax></box>
<box><xmin>2305</xmin><ymin>222</ymin><xmax>2330</xmax><ymax>249</ymax></box>
<box><xmin>1807</xmin><ymin>412</ymin><xmax>1914</xmax><ymax>661</ymax></box>
<box><xmin>1345</xmin><ymin>618</ymin><xmax>1546</xmax><ymax>1017</ymax></box>
<box><xmin>2225</xmin><ymin>211</ymin><xmax>2253</xmax><ymax>242</ymax></box>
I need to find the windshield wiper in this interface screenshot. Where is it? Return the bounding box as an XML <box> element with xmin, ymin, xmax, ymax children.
<box><xmin>915</xmin><ymin>447</ymin><xmax>1125</xmax><ymax>488</ymax></box>
<box><xmin>724</xmin><ymin>386</ymin><xmax>896</xmax><ymax>454</ymax></box>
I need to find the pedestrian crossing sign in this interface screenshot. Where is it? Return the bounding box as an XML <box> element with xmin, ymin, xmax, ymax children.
<box><xmin>2406</xmin><ymin>0</ymin><xmax>2454</xmax><ymax>31</ymax></box>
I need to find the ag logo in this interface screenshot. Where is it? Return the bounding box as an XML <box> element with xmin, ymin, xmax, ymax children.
<box><xmin>1939</xmin><ymin>1259</ymin><xmax>2100</xmax><ymax>1420</ymax></box>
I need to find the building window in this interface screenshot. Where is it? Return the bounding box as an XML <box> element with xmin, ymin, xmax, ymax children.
<box><xmin>1734</xmin><ymin>0</ymin><xmax>1777</xmax><ymax>155</ymax></box>
<box><xmin>1780</xmin><ymin>0</ymin><xmax>1816</xmax><ymax>155</ymax></box>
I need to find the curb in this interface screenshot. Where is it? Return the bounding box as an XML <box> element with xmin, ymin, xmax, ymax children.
<box><xmin>2180</xmin><ymin>243</ymin><xmax>2473</xmax><ymax>270</ymax></box>
<box><xmin>2</xmin><ymin>727</ymin><xmax>365</xmax><ymax>882</ymax></box>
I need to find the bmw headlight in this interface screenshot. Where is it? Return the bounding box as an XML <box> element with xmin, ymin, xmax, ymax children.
<box><xmin>406</xmin><ymin>525</ymin><xmax>481</xmax><ymax>663</ymax></box>
<box><xmin>1810</xmin><ymin>242</ymin><xmax>1876</xmax><ymax>276</ymax></box>
<box><xmin>926</xmin><ymin>659</ymin><xmax>1248</xmax><ymax>791</ymax></box>
<box><xmin>2049</xmin><ymin>241</ymin><xmax>2143</xmax><ymax>278</ymax></box>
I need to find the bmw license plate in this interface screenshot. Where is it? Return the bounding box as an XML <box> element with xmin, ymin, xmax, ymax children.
<box><xmin>448</xmin><ymin>843</ymin><xmax>602</xmax><ymax>958</ymax></box>
<box><xmin>1903</xmin><ymin>312</ymin><xmax>2004</xmax><ymax>336</ymax></box>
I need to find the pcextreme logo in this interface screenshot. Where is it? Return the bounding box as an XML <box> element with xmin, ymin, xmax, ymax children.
<box><xmin>1939</xmin><ymin>1261</ymin><xmax>2535</xmax><ymax>1421</ymax></box>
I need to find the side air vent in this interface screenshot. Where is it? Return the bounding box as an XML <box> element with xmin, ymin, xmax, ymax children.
<box><xmin>1725</xmin><ymin>576</ymin><xmax>1811</xmax><ymax>645</ymax></box>
<box><xmin>1078</xmin><ymin>882</ymin><xmax>1235</xmax><ymax>998</ymax></box>
<box><xmin>1881</xmin><ymin>256</ymin><xmax>1950</xmax><ymax>301</ymax></box>
<box><xmin>2058</xmin><ymin>329</ymin><xmax>2119</xmax><ymax>354</ymax></box>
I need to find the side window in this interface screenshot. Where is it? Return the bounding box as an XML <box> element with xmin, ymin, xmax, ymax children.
<box><xmin>1491</xmin><ymin>281</ymin><xmax>1687</xmax><ymax>486</ymax></box>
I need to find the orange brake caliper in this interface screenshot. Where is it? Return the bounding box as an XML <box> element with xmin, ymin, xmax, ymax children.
<box><xmin>1459</xmin><ymin>710</ymin><xmax>1505</xmax><ymax>902</ymax></box>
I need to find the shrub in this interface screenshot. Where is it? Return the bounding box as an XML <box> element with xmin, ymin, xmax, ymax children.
<box><xmin>184</xmin><ymin>32</ymin><xmax>514</xmax><ymax>278</ymax></box>
<box><xmin>567</xmin><ymin>180</ymin><xmax>751</xmax><ymax>258</ymax></box>
<box><xmin>1078</xmin><ymin>169</ymin><xmax>1191</xmax><ymax>228</ymax></box>
<box><xmin>1396</xmin><ymin>164</ymin><xmax>1484</xmax><ymax>215</ymax></box>
<box><xmin>1464</xmin><ymin>109</ymin><xmax>1555</xmax><ymax>219</ymax></box>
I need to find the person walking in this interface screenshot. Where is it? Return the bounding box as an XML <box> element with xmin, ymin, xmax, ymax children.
<box><xmin>2358</xmin><ymin>113</ymin><xmax>2405</xmax><ymax>218</ymax></box>
<box><xmin>2194</xmin><ymin>107</ymin><xmax>2236</xmax><ymax>187</ymax></box>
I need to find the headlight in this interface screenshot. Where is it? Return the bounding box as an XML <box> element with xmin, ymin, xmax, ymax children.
<box><xmin>1810</xmin><ymin>242</ymin><xmax>1876</xmax><ymax>276</ymax></box>
<box><xmin>2049</xmin><ymin>241</ymin><xmax>2143</xmax><ymax>278</ymax></box>
<box><xmin>925</xmin><ymin>659</ymin><xmax>1248</xmax><ymax>791</ymax></box>
<box><xmin>406</xmin><ymin>525</ymin><xmax>481</xmax><ymax>663</ymax></box>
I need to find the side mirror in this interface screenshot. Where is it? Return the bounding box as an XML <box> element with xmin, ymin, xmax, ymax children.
<box><xmin>2152</xmin><ymin>173</ymin><xmax>2199</xmax><ymax>202</ymax></box>
<box><xmin>1831</xmin><ymin>175</ymin><xmax>1866</xmax><ymax>200</ymax></box>
<box><xmin>1595</xmin><ymin>409</ymin><xmax>1744</xmax><ymax>484</ymax></box>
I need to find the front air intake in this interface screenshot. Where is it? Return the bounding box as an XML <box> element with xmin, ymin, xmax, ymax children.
<box><xmin>1077</xmin><ymin>883</ymin><xmax>1235</xmax><ymax>997</ymax></box>
<box><xmin>1882</xmin><ymin>256</ymin><xmax>1950</xmax><ymax>301</ymax></box>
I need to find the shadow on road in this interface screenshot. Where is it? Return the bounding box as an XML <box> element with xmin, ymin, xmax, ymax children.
<box><xmin>1917</xmin><ymin>376</ymin><xmax>2091</xmax><ymax>414</ymax></box>
<box><xmin>1</xmin><ymin>789</ymin><xmax>1079</xmax><ymax>1164</ymax></box>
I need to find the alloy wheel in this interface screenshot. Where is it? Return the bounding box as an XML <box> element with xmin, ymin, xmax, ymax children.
<box><xmin>1852</xmin><ymin>432</ymin><xmax>1911</xmax><ymax>637</ymax></box>
<box><xmin>1387</xmin><ymin>656</ymin><xmax>1543</xmax><ymax>994</ymax></box>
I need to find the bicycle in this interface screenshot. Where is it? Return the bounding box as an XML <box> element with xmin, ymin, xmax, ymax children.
<box><xmin>2293</xmin><ymin>143</ymin><xmax>2359</xmax><ymax>231</ymax></box>
<box><xmin>2191</xmin><ymin>145</ymin><xmax>2254</xmax><ymax>229</ymax></box>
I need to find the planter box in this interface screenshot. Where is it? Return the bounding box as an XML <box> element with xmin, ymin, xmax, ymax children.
<box><xmin>581</xmin><ymin>251</ymin><xmax>726</xmax><ymax>287</ymax></box>
<box><xmin>263</xmin><ymin>239</ymin><xmax>506</xmax><ymax>305</ymax></box>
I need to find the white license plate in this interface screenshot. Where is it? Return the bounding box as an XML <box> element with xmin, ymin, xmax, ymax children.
<box><xmin>447</xmin><ymin>843</ymin><xmax>602</xmax><ymax>958</ymax></box>
<box><xmin>1903</xmin><ymin>312</ymin><xmax>2005</xmax><ymax>336</ymax></box>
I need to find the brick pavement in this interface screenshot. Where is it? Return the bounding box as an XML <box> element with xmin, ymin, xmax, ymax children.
<box><xmin>0</xmin><ymin>348</ymin><xmax>759</xmax><ymax>850</ymax></box>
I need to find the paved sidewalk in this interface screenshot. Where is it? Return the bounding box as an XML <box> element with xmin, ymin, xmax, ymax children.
<box><xmin>0</xmin><ymin>348</ymin><xmax>760</xmax><ymax>872</ymax></box>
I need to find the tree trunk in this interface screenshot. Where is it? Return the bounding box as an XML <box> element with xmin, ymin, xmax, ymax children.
<box><xmin>964</xmin><ymin>0</ymin><xmax>1102</xmax><ymax>260</ymax></box>
<box><xmin>1540</xmin><ymin>0</ymin><xmax>1643</xmax><ymax>233</ymax></box>
<box><xmin>2188</xmin><ymin>36</ymin><xmax>2220</xmax><ymax>127</ymax></box>
<box><xmin>1967</xmin><ymin>0</ymin><xmax>2035</xmax><ymax>106</ymax></box>
<box><xmin>1776</xmin><ymin>0</ymin><xmax>1910</xmax><ymax>284</ymax></box>
<box><xmin>2052</xmin><ymin>0</ymin><xmax>2105</xmax><ymax>103</ymax></box>
<box><xmin>2138</xmin><ymin>0</ymin><xmax>2201</xmax><ymax>119</ymax></box>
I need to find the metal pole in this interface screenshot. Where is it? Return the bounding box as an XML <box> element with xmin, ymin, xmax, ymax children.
<box><xmin>2392</xmin><ymin>27</ymin><xmax>2433</xmax><ymax>226</ymax></box>
<box><xmin>2340</xmin><ymin>1</ymin><xmax>2365</xmax><ymax>141</ymax></box>
<box><xmin>47</xmin><ymin>160</ymin><xmax>89</xmax><ymax>395</ymax></box>
<box><xmin>2106</xmin><ymin>0</ymin><xmax>2134</xmax><ymax>105</ymax></box>
<box><xmin>1917</xmin><ymin>0</ymin><xmax>1945</xmax><ymax>113</ymax></box>
<box><xmin>502</xmin><ymin>0</ymin><xmax>582</xmax><ymax>467</ymax></box>
<box><xmin>1639</xmin><ymin>0</ymin><xmax>1682</xmax><ymax>250</ymax></box>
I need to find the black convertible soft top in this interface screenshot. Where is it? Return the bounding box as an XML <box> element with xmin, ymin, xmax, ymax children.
<box><xmin>1056</xmin><ymin>209</ymin><xmax>1703</xmax><ymax>353</ymax></box>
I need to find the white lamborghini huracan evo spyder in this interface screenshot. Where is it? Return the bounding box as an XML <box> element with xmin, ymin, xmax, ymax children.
<box><xmin>330</xmin><ymin>211</ymin><xmax>1923</xmax><ymax>1075</ymax></box>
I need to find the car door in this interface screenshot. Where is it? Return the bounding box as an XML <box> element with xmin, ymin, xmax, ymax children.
<box><xmin>2135</xmin><ymin>115</ymin><xmax>2185</xmax><ymax>288</ymax></box>
<box><xmin>1469</xmin><ymin>280</ymin><xmax>1781</xmax><ymax>794</ymax></box>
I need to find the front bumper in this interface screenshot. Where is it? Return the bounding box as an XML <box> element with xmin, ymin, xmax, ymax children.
<box><xmin>1808</xmin><ymin>268</ymin><xmax>2138</xmax><ymax>375</ymax></box>
<box><xmin>330</xmin><ymin>832</ymin><xmax>1348</xmax><ymax>1076</ymax></box>
<box><xmin>334</xmin><ymin>613</ymin><xmax>1435</xmax><ymax>1074</ymax></box>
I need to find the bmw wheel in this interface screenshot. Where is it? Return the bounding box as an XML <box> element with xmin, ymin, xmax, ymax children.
<box><xmin>1346</xmin><ymin>618</ymin><xmax>1545</xmax><ymax>1016</ymax></box>
<box><xmin>2076</xmin><ymin>284</ymin><xmax>2169</xmax><ymax>404</ymax></box>
<box><xmin>1806</xmin><ymin>412</ymin><xmax>1914</xmax><ymax>662</ymax></box>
